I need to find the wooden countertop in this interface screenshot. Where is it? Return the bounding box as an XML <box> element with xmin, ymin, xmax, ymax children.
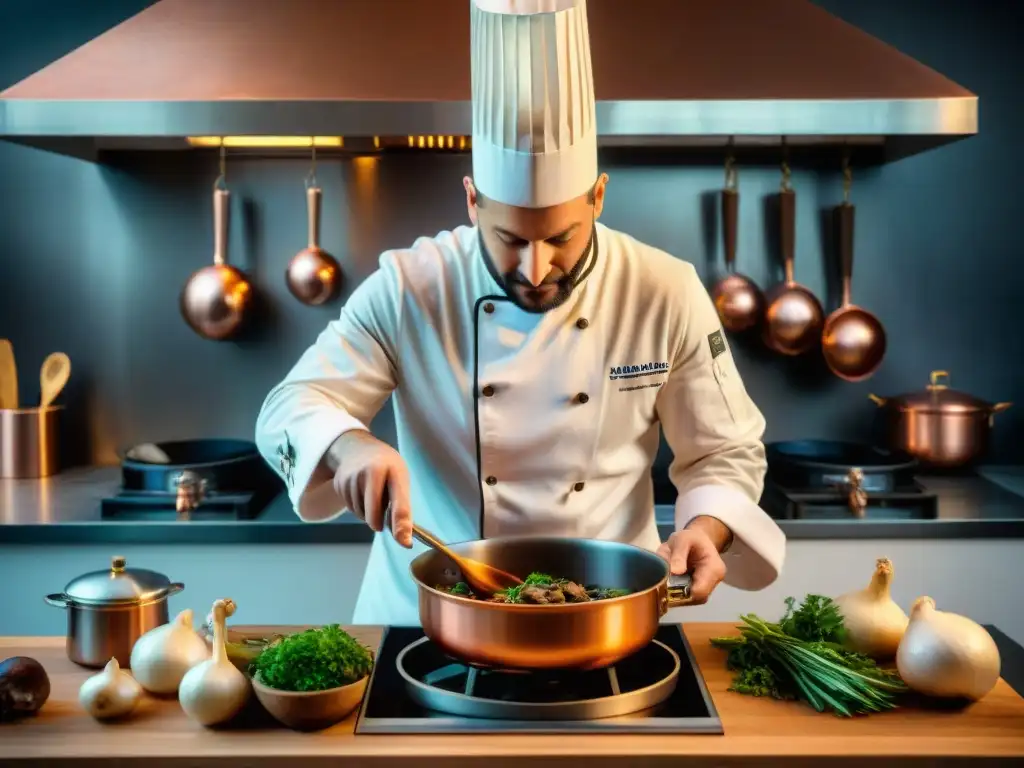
<box><xmin>2</xmin><ymin>623</ymin><xmax>1023</xmax><ymax>767</ymax></box>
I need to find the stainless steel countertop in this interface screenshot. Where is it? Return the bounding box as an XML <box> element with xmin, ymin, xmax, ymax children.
<box><xmin>2</xmin><ymin>465</ymin><xmax>1024</xmax><ymax>545</ymax></box>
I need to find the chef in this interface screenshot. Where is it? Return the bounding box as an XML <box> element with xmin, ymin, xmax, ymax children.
<box><xmin>255</xmin><ymin>0</ymin><xmax>785</xmax><ymax>626</ymax></box>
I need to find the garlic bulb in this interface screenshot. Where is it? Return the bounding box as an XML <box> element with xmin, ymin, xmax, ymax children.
<box><xmin>179</xmin><ymin>598</ymin><xmax>250</xmax><ymax>727</ymax></box>
<box><xmin>833</xmin><ymin>557</ymin><xmax>909</xmax><ymax>659</ymax></box>
<box><xmin>79</xmin><ymin>658</ymin><xmax>142</xmax><ymax>720</ymax></box>
<box><xmin>129</xmin><ymin>609</ymin><xmax>209</xmax><ymax>695</ymax></box>
<box><xmin>897</xmin><ymin>596</ymin><xmax>1001</xmax><ymax>701</ymax></box>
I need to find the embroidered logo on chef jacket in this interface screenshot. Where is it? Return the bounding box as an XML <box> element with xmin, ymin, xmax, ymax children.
<box><xmin>608</xmin><ymin>361</ymin><xmax>670</xmax><ymax>381</ymax></box>
<box><xmin>277</xmin><ymin>432</ymin><xmax>296</xmax><ymax>486</ymax></box>
<box><xmin>708</xmin><ymin>330</ymin><xmax>728</xmax><ymax>359</ymax></box>
<box><xmin>609</xmin><ymin>361</ymin><xmax>670</xmax><ymax>391</ymax></box>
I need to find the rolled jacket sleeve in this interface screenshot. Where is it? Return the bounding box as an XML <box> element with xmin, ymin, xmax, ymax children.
<box><xmin>656</xmin><ymin>264</ymin><xmax>785</xmax><ymax>590</ymax></box>
<box><xmin>255</xmin><ymin>255</ymin><xmax>403</xmax><ymax>522</ymax></box>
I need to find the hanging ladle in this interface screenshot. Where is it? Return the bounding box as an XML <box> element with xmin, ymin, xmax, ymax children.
<box><xmin>711</xmin><ymin>154</ymin><xmax>764</xmax><ymax>333</ymax></box>
<box><xmin>286</xmin><ymin>147</ymin><xmax>342</xmax><ymax>306</ymax></box>
<box><xmin>762</xmin><ymin>159</ymin><xmax>825</xmax><ymax>356</ymax></box>
<box><xmin>384</xmin><ymin>503</ymin><xmax>523</xmax><ymax>595</ymax></box>
<box><xmin>822</xmin><ymin>156</ymin><xmax>887</xmax><ymax>381</ymax></box>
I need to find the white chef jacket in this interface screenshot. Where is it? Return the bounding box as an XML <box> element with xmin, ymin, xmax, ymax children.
<box><xmin>255</xmin><ymin>223</ymin><xmax>786</xmax><ymax>626</ymax></box>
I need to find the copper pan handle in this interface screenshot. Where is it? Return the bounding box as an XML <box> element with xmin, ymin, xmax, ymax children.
<box><xmin>306</xmin><ymin>185</ymin><xmax>322</xmax><ymax>249</ymax></box>
<box><xmin>836</xmin><ymin>201</ymin><xmax>855</xmax><ymax>308</ymax></box>
<box><xmin>722</xmin><ymin>188</ymin><xmax>738</xmax><ymax>272</ymax></box>
<box><xmin>989</xmin><ymin>402</ymin><xmax>1013</xmax><ymax>427</ymax></box>
<box><xmin>779</xmin><ymin>189</ymin><xmax>796</xmax><ymax>284</ymax></box>
<box><xmin>213</xmin><ymin>187</ymin><xmax>230</xmax><ymax>267</ymax></box>
<box><xmin>661</xmin><ymin>573</ymin><xmax>694</xmax><ymax>614</ymax></box>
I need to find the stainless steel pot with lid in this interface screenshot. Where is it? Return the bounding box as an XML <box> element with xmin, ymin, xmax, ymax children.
<box><xmin>45</xmin><ymin>555</ymin><xmax>185</xmax><ymax>668</ymax></box>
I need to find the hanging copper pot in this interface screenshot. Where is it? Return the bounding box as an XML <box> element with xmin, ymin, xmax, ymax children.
<box><xmin>868</xmin><ymin>370</ymin><xmax>1013</xmax><ymax>468</ymax></box>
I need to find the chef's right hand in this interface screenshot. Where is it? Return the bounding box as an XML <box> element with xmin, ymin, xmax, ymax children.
<box><xmin>325</xmin><ymin>431</ymin><xmax>413</xmax><ymax>547</ymax></box>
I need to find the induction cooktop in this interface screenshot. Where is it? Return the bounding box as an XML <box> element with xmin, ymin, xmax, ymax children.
<box><xmin>354</xmin><ymin>624</ymin><xmax>722</xmax><ymax>735</ymax></box>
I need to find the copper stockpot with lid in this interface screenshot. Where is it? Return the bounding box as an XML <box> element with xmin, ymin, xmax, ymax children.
<box><xmin>45</xmin><ymin>555</ymin><xmax>185</xmax><ymax>668</ymax></box>
<box><xmin>869</xmin><ymin>370</ymin><xmax>1013</xmax><ymax>469</ymax></box>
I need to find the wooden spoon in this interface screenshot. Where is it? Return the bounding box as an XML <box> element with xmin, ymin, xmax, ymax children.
<box><xmin>0</xmin><ymin>339</ymin><xmax>16</xmax><ymax>410</ymax></box>
<box><xmin>40</xmin><ymin>352</ymin><xmax>71</xmax><ymax>408</ymax></box>
<box><xmin>384</xmin><ymin>503</ymin><xmax>523</xmax><ymax>595</ymax></box>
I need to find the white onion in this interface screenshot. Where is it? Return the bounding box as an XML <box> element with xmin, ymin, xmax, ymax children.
<box><xmin>896</xmin><ymin>596</ymin><xmax>1001</xmax><ymax>701</ymax></box>
<box><xmin>129</xmin><ymin>609</ymin><xmax>210</xmax><ymax>695</ymax></box>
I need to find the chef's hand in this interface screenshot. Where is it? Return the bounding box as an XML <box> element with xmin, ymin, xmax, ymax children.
<box><xmin>325</xmin><ymin>431</ymin><xmax>413</xmax><ymax>548</ymax></box>
<box><xmin>655</xmin><ymin>516</ymin><xmax>732</xmax><ymax>605</ymax></box>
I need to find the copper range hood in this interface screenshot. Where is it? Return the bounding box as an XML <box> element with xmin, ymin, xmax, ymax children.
<box><xmin>0</xmin><ymin>0</ymin><xmax>977</xmax><ymax>162</ymax></box>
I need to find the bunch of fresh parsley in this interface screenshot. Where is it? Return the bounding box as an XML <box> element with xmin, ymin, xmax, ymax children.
<box><xmin>251</xmin><ymin>624</ymin><xmax>373</xmax><ymax>692</ymax></box>
<box><xmin>710</xmin><ymin>595</ymin><xmax>908</xmax><ymax>717</ymax></box>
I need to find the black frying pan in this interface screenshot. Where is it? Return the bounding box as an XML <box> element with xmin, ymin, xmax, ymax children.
<box><xmin>765</xmin><ymin>440</ymin><xmax>918</xmax><ymax>493</ymax></box>
<box><xmin>121</xmin><ymin>439</ymin><xmax>277</xmax><ymax>495</ymax></box>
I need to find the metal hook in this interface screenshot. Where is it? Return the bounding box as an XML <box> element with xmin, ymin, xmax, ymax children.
<box><xmin>213</xmin><ymin>143</ymin><xmax>228</xmax><ymax>191</ymax></box>
<box><xmin>724</xmin><ymin>151</ymin><xmax>737</xmax><ymax>191</ymax></box>
<box><xmin>305</xmin><ymin>143</ymin><xmax>318</xmax><ymax>189</ymax></box>
<box><xmin>841</xmin><ymin>149</ymin><xmax>852</xmax><ymax>203</ymax></box>
<box><xmin>779</xmin><ymin>138</ymin><xmax>792</xmax><ymax>191</ymax></box>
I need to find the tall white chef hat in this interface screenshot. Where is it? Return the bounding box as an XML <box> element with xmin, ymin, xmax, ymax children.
<box><xmin>470</xmin><ymin>0</ymin><xmax>598</xmax><ymax>209</ymax></box>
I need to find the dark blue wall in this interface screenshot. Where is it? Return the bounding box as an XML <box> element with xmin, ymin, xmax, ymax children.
<box><xmin>1</xmin><ymin>0</ymin><xmax>1022</xmax><ymax>470</ymax></box>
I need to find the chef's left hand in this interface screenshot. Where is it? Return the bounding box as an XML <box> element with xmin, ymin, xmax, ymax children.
<box><xmin>656</xmin><ymin>518</ymin><xmax>730</xmax><ymax>605</ymax></box>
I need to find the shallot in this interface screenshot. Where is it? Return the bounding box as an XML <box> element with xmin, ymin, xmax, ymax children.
<box><xmin>79</xmin><ymin>657</ymin><xmax>142</xmax><ymax>720</ymax></box>
<box><xmin>832</xmin><ymin>557</ymin><xmax>909</xmax><ymax>659</ymax></box>
<box><xmin>896</xmin><ymin>596</ymin><xmax>1001</xmax><ymax>701</ymax></box>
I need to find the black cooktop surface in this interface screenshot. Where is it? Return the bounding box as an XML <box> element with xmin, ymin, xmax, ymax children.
<box><xmin>354</xmin><ymin>624</ymin><xmax>722</xmax><ymax>734</ymax></box>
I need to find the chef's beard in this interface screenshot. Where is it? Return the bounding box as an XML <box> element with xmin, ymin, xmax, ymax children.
<box><xmin>478</xmin><ymin>227</ymin><xmax>597</xmax><ymax>314</ymax></box>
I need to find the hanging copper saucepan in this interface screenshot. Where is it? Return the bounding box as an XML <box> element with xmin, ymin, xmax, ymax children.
<box><xmin>286</xmin><ymin>149</ymin><xmax>342</xmax><ymax>305</ymax></box>
<box><xmin>711</xmin><ymin>154</ymin><xmax>763</xmax><ymax>333</ymax></box>
<box><xmin>869</xmin><ymin>370</ymin><xmax>1013</xmax><ymax>468</ymax></box>
<box><xmin>180</xmin><ymin>148</ymin><xmax>255</xmax><ymax>340</ymax></box>
<box><xmin>762</xmin><ymin>161</ymin><xmax>824</xmax><ymax>356</ymax></box>
<box><xmin>822</xmin><ymin>158</ymin><xmax>887</xmax><ymax>380</ymax></box>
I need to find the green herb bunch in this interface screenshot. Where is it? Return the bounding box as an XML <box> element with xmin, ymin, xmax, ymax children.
<box><xmin>251</xmin><ymin>624</ymin><xmax>373</xmax><ymax>692</ymax></box>
<box><xmin>710</xmin><ymin>595</ymin><xmax>908</xmax><ymax>717</ymax></box>
<box><xmin>496</xmin><ymin>571</ymin><xmax>563</xmax><ymax>603</ymax></box>
<box><xmin>495</xmin><ymin>572</ymin><xmax>630</xmax><ymax>603</ymax></box>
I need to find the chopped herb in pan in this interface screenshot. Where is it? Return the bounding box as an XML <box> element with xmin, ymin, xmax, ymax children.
<box><xmin>435</xmin><ymin>571</ymin><xmax>631</xmax><ymax>604</ymax></box>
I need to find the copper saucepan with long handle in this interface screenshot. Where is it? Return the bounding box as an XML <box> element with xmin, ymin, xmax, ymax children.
<box><xmin>711</xmin><ymin>155</ymin><xmax>763</xmax><ymax>333</ymax></box>
<box><xmin>409</xmin><ymin>535</ymin><xmax>694</xmax><ymax>671</ymax></box>
<box><xmin>822</xmin><ymin>160</ymin><xmax>887</xmax><ymax>381</ymax></box>
<box><xmin>762</xmin><ymin>162</ymin><xmax>825</xmax><ymax>356</ymax></box>
<box><xmin>180</xmin><ymin>150</ymin><xmax>255</xmax><ymax>341</ymax></box>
